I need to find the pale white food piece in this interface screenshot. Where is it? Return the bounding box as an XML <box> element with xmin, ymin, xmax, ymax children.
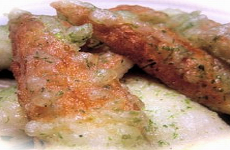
<box><xmin>122</xmin><ymin>74</ymin><xmax>230</xmax><ymax>150</ymax></box>
<box><xmin>0</xmin><ymin>87</ymin><xmax>32</xmax><ymax>149</ymax></box>
<box><xmin>0</xmin><ymin>25</ymin><xmax>12</xmax><ymax>70</ymax></box>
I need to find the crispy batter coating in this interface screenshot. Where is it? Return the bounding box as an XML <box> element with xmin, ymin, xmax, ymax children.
<box><xmin>9</xmin><ymin>13</ymin><xmax>142</xmax><ymax>121</ymax></box>
<box><xmin>185</xmin><ymin>23</ymin><xmax>230</xmax><ymax>64</ymax></box>
<box><xmin>52</xmin><ymin>0</ymin><xmax>230</xmax><ymax>114</ymax></box>
<box><xmin>110</xmin><ymin>5</ymin><xmax>168</xmax><ymax>24</ymax></box>
<box><xmin>113</xmin><ymin>5</ymin><xmax>230</xmax><ymax>64</ymax></box>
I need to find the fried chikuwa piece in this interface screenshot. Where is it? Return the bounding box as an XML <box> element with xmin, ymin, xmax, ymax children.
<box><xmin>9</xmin><ymin>12</ymin><xmax>153</xmax><ymax>147</ymax></box>
<box><xmin>52</xmin><ymin>0</ymin><xmax>230</xmax><ymax>114</ymax></box>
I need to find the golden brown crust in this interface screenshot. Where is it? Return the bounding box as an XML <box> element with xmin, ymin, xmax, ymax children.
<box><xmin>9</xmin><ymin>13</ymin><xmax>142</xmax><ymax>121</ymax></box>
<box><xmin>114</xmin><ymin>5</ymin><xmax>230</xmax><ymax>65</ymax></box>
<box><xmin>52</xmin><ymin>1</ymin><xmax>230</xmax><ymax>114</ymax></box>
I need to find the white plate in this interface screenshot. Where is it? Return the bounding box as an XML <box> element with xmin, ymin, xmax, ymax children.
<box><xmin>1</xmin><ymin>0</ymin><xmax>230</xmax><ymax>25</ymax></box>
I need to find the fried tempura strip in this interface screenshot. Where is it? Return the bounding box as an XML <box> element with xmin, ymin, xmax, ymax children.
<box><xmin>9</xmin><ymin>12</ymin><xmax>142</xmax><ymax>121</ymax></box>
<box><xmin>110</xmin><ymin>5</ymin><xmax>168</xmax><ymax>24</ymax></box>
<box><xmin>185</xmin><ymin>23</ymin><xmax>230</xmax><ymax>64</ymax></box>
<box><xmin>111</xmin><ymin>5</ymin><xmax>230</xmax><ymax>64</ymax></box>
<box><xmin>52</xmin><ymin>0</ymin><xmax>230</xmax><ymax>114</ymax></box>
<box><xmin>9</xmin><ymin>12</ymin><xmax>155</xmax><ymax>147</ymax></box>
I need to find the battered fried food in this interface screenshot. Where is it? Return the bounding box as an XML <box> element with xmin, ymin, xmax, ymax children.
<box><xmin>9</xmin><ymin>11</ymin><xmax>137</xmax><ymax>120</ymax></box>
<box><xmin>0</xmin><ymin>86</ymin><xmax>31</xmax><ymax>148</ymax></box>
<box><xmin>111</xmin><ymin>5</ymin><xmax>230</xmax><ymax>64</ymax></box>
<box><xmin>154</xmin><ymin>9</ymin><xmax>230</xmax><ymax>65</ymax></box>
<box><xmin>9</xmin><ymin>11</ymin><xmax>153</xmax><ymax>147</ymax></box>
<box><xmin>182</xmin><ymin>23</ymin><xmax>230</xmax><ymax>64</ymax></box>
<box><xmin>123</xmin><ymin>74</ymin><xmax>230</xmax><ymax>150</ymax></box>
<box><xmin>51</xmin><ymin>0</ymin><xmax>230</xmax><ymax>114</ymax></box>
<box><xmin>110</xmin><ymin>5</ymin><xmax>168</xmax><ymax>24</ymax></box>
